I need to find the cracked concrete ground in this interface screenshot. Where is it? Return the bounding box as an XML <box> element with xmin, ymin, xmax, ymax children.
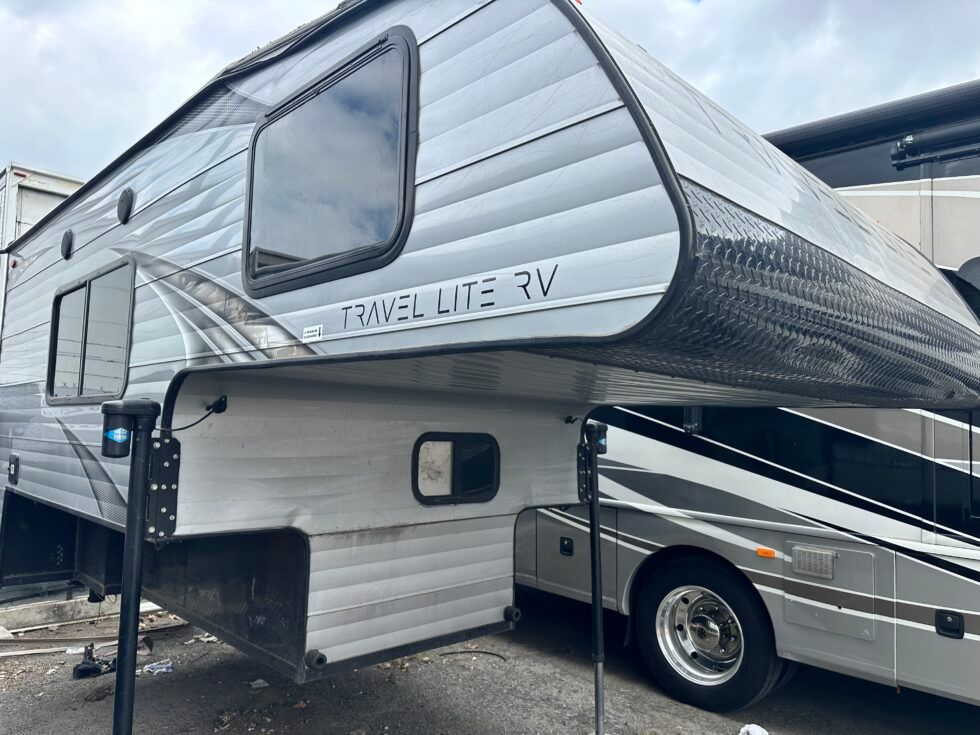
<box><xmin>1</xmin><ymin>588</ymin><xmax>978</xmax><ymax>734</ymax></box>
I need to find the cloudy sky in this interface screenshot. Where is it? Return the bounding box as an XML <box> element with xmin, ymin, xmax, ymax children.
<box><xmin>2</xmin><ymin>0</ymin><xmax>979</xmax><ymax>180</ymax></box>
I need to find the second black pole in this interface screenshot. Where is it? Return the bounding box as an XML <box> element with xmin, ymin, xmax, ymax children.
<box><xmin>581</xmin><ymin>421</ymin><xmax>608</xmax><ymax>735</ymax></box>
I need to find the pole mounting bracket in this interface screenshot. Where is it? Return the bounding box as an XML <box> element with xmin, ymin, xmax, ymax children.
<box><xmin>147</xmin><ymin>437</ymin><xmax>180</xmax><ymax>540</ymax></box>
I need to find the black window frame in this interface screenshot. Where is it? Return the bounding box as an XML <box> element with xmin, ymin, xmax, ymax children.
<box><xmin>241</xmin><ymin>25</ymin><xmax>419</xmax><ymax>299</ymax></box>
<box><xmin>46</xmin><ymin>257</ymin><xmax>136</xmax><ymax>406</ymax></box>
<box><xmin>412</xmin><ymin>432</ymin><xmax>500</xmax><ymax>507</ymax></box>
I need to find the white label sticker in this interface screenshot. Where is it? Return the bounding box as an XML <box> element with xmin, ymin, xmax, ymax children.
<box><xmin>301</xmin><ymin>324</ymin><xmax>323</xmax><ymax>342</ymax></box>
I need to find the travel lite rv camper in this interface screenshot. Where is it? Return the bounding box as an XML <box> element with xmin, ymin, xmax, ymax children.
<box><xmin>521</xmin><ymin>80</ymin><xmax>980</xmax><ymax>711</ymax></box>
<box><xmin>2</xmin><ymin>1</ymin><xmax>980</xmax><ymax>731</ymax></box>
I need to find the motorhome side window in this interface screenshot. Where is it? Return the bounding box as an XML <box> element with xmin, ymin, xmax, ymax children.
<box><xmin>413</xmin><ymin>434</ymin><xmax>499</xmax><ymax>506</ymax></box>
<box><xmin>48</xmin><ymin>262</ymin><xmax>134</xmax><ymax>403</ymax></box>
<box><xmin>244</xmin><ymin>31</ymin><xmax>414</xmax><ymax>296</ymax></box>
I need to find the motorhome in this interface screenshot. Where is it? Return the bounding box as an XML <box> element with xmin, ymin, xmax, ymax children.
<box><xmin>520</xmin><ymin>79</ymin><xmax>980</xmax><ymax>711</ymax></box>
<box><xmin>1</xmin><ymin>1</ymin><xmax>979</xmax><ymax>729</ymax></box>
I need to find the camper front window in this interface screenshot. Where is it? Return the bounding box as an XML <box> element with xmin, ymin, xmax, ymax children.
<box><xmin>244</xmin><ymin>31</ymin><xmax>413</xmax><ymax>296</ymax></box>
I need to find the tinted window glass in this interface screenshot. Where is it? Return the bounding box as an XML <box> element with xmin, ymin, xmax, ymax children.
<box><xmin>48</xmin><ymin>262</ymin><xmax>132</xmax><ymax>402</ymax></box>
<box><xmin>942</xmin><ymin>264</ymin><xmax>980</xmax><ymax>319</ymax></box>
<box><xmin>82</xmin><ymin>265</ymin><xmax>132</xmax><ymax>396</ymax></box>
<box><xmin>799</xmin><ymin>140</ymin><xmax>926</xmax><ymax>188</ymax></box>
<box><xmin>455</xmin><ymin>439</ymin><xmax>498</xmax><ymax>499</ymax></box>
<box><xmin>51</xmin><ymin>287</ymin><xmax>85</xmax><ymax>397</ymax></box>
<box><xmin>933</xmin><ymin>155</ymin><xmax>980</xmax><ymax>179</ymax></box>
<box><xmin>248</xmin><ymin>48</ymin><xmax>405</xmax><ymax>277</ymax></box>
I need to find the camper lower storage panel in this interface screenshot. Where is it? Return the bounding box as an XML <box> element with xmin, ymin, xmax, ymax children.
<box><xmin>142</xmin><ymin>516</ymin><xmax>518</xmax><ymax>683</ymax></box>
<box><xmin>304</xmin><ymin>515</ymin><xmax>517</xmax><ymax>675</ymax></box>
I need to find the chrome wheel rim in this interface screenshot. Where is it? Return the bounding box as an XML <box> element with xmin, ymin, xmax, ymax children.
<box><xmin>655</xmin><ymin>585</ymin><xmax>743</xmax><ymax>686</ymax></box>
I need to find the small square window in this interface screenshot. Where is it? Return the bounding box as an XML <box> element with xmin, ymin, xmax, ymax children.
<box><xmin>413</xmin><ymin>433</ymin><xmax>499</xmax><ymax>506</ymax></box>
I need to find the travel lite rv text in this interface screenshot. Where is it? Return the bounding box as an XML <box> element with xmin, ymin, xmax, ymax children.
<box><xmin>2</xmin><ymin>1</ymin><xmax>980</xmax><ymax>732</ymax></box>
<box><xmin>521</xmin><ymin>79</ymin><xmax>980</xmax><ymax>712</ymax></box>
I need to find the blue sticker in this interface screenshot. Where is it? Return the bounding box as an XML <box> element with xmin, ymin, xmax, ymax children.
<box><xmin>105</xmin><ymin>427</ymin><xmax>130</xmax><ymax>444</ymax></box>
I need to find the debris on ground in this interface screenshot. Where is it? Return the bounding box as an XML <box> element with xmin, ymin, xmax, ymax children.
<box><xmin>184</xmin><ymin>632</ymin><xmax>219</xmax><ymax>645</ymax></box>
<box><xmin>72</xmin><ymin>644</ymin><xmax>116</xmax><ymax>679</ymax></box>
<box><xmin>739</xmin><ymin>726</ymin><xmax>769</xmax><ymax>735</ymax></box>
<box><xmin>249</xmin><ymin>678</ymin><xmax>269</xmax><ymax>690</ymax></box>
<box><xmin>136</xmin><ymin>636</ymin><xmax>155</xmax><ymax>657</ymax></box>
<box><xmin>213</xmin><ymin>709</ymin><xmax>239</xmax><ymax>731</ymax></box>
<box><xmin>140</xmin><ymin>659</ymin><xmax>173</xmax><ymax>676</ymax></box>
<box><xmin>439</xmin><ymin>649</ymin><xmax>507</xmax><ymax>662</ymax></box>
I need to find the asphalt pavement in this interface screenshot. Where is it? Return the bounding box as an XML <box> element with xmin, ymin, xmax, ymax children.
<box><xmin>1</xmin><ymin>588</ymin><xmax>977</xmax><ymax>734</ymax></box>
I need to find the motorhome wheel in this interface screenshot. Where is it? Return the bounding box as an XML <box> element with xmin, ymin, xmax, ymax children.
<box><xmin>635</xmin><ymin>557</ymin><xmax>783</xmax><ymax>711</ymax></box>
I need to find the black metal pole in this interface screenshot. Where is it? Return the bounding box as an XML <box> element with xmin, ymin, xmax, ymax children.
<box><xmin>102</xmin><ymin>399</ymin><xmax>161</xmax><ymax>735</ymax></box>
<box><xmin>579</xmin><ymin>421</ymin><xmax>607</xmax><ymax>735</ymax></box>
<box><xmin>588</xmin><ymin>470</ymin><xmax>605</xmax><ymax>735</ymax></box>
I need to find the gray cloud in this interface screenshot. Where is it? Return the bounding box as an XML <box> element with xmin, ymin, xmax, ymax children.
<box><xmin>2</xmin><ymin>0</ymin><xmax>978</xmax><ymax>180</ymax></box>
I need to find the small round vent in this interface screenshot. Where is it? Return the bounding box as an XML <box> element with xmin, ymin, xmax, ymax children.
<box><xmin>117</xmin><ymin>187</ymin><xmax>136</xmax><ymax>224</ymax></box>
<box><xmin>60</xmin><ymin>230</ymin><xmax>74</xmax><ymax>260</ymax></box>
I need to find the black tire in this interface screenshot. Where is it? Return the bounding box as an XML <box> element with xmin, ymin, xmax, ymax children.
<box><xmin>634</xmin><ymin>557</ymin><xmax>781</xmax><ymax>712</ymax></box>
<box><xmin>771</xmin><ymin>658</ymin><xmax>798</xmax><ymax>693</ymax></box>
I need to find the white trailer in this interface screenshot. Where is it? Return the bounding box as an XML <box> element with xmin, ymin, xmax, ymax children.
<box><xmin>0</xmin><ymin>163</ymin><xmax>81</xmax><ymax>248</ymax></box>
<box><xmin>0</xmin><ymin>163</ymin><xmax>82</xmax><ymax>394</ymax></box>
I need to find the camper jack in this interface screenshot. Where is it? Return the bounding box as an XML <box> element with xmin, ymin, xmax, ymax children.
<box><xmin>578</xmin><ymin>420</ymin><xmax>609</xmax><ymax>735</ymax></box>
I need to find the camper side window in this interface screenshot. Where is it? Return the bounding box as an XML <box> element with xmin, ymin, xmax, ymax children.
<box><xmin>47</xmin><ymin>261</ymin><xmax>134</xmax><ymax>404</ymax></box>
<box><xmin>243</xmin><ymin>28</ymin><xmax>416</xmax><ymax>297</ymax></box>
<box><xmin>413</xmin><ymin>433</ymin><xmax>500</xmax><ymax>506</ymax></box>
